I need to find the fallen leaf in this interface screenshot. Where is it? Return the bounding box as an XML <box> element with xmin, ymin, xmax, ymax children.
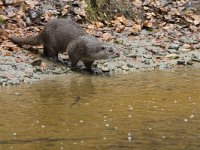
<box><xmin>1</xmin><ymin>50</ymin><xmax>12</xmax><ymax>56</ymax></box>
<box><xmin>101</xmin><ymin>33</ymin><xmax>113</xmax><ymax>41</ymax></box>
<box><xmin>94</xmin><ymin>22</ymin><xmax>104</xmax><ymax>28</ymax></box>
<box><xmin>115</xmin><ymin>24</ymin><xmax>125</xmax><ymax>33</ymax></box>
<box><xmin>143</xmin><ymin>20</ymin><xmax>153</xmax><ymax>28</ymax></box>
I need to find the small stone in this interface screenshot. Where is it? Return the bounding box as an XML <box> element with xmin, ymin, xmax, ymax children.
<box><xmin>127</xmin><ymin>63</ymin><xmax>134</xmax><ymax>68</ymax></box>
<box><xmin>121</xmin><ymin>65</ymin><xmax>130</xmax><ymax>71</ymax></box>
<box><xmin>101</xmin><ymin>67</ymin><xmax>110</xmax><ymax>72</ymax></box>
<box><xmin>168</xmin><ymin>43</ymin><xmax>179</xmax><ymax>50</ymax></box>
<box><xmin>165</xmin><ymin>54</ymin><xmax>179</xmax><ymax>59</ymax></box>
<box><xmin>31</xmin><ymin>59</ymin><xmax>42</xmax><ymax>66</ymax></box>
<box><xmin>52</xmin><ymin>68</ymin><xmax>63</xmax><ymax>74</ymax></box>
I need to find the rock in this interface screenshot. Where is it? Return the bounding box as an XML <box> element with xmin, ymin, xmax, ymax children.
<box><xmin>107</xmin><ymin>62</ymin><xmax>117</xmax><ymax>71</ymax></box>
<box><xmin>31</xmin><ymin>59</ymin><xmax>42</xmax><ymax>66</ymax></box>
<box><xmin>121</xmin><ymin>65</ymin><xmax>130</xmax><ymax>71</ymax></box>
<box><xmin>168</xmin><ymin>43</ymin><xmax>179</xmax><ymax>50</ymax></box>
<box><xmin>128</xmin><ymin>52</ymin><xmax>137</xmax><ymax>58</ymax></box>
<box><xmin>179</xmin><ymin>37</ymin><xmax>198</xmax><ymax>44</ymax></box>
<box><xmin>143</xmin><ymin>54</ymin><xmax>152</xmax><ymax>59</ymax></box>
<box><xmin>165</xmin><ymin>54</ymin><xmax>179</xmax><ymax>59</ymax></box>
<box><xmin>101</xmin><ymin>67</ymin><xmax>110</xmax><ymax>72</ymax></box>
<box><xmin>127</xmin><ymin>63</ymin><xmax>134</xmax><ymax>68</ymax></box>
<box><xmin>52</xmin><ymin>68</ymin><xmax>63</xmax><ymax>74</ymax></box>
<box><xmin>158</xmin><ymin>63</ymin><xmax>170</xmax><ymax>70</ymax></box>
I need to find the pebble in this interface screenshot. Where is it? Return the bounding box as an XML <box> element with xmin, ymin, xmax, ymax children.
<box><xmin>101</xmin><ymin>67</ymin><xmax>110</xmax><ymax>72</ymax></box>
<box><xmin>165</xmin><ymin>54</ymin><xmax>179</xmax><ymax>59</ymax></box>
<box><xmin>168</xmin><ymin>43</ymin><xmax>179</xmax><ymax>50</ymax></box>
<box><xmin>121</xmin><ymin>65</ymin><xmax>130</xmax><ymax>71</ymax></box>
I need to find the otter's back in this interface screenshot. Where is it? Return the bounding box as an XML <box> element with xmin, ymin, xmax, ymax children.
<box><xmin>40</xmin><ymin>18</ymin><xmax>86</xmax><ymax>52</ymax></box>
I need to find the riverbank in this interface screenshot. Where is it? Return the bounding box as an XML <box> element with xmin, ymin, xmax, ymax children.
<box><xmin>0</xmin><ymin>26</ymin><xmax>200</xmax><ymax>86</ymax></box>
<box><xmin>0</xmin><ymin>0</ymin><xmax>200</xmax><ymax>86</ymax></box>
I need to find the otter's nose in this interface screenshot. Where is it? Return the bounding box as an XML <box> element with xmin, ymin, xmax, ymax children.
<box><xmin>114</xmin><ymin>52</ymin><xmax>120</xmax><ymax>57</ymax></box>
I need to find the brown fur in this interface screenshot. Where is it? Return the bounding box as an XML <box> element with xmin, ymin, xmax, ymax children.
<box><xmin>10</xmin><ymin>18</ymin><xmax>118</xmax><ymax>70</ymax></box>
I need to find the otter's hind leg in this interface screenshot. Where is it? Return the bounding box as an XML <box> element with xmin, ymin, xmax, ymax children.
<box><xmin>43</xmin><ymin>44</ymin><xmax>59</xmax><ymax>62</ymax></box>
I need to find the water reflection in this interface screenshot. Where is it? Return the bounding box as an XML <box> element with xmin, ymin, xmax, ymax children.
<box><xmin>0</xmin><ymin>69</ymin><xmax>200</xmax><ymax>149</ymax></box>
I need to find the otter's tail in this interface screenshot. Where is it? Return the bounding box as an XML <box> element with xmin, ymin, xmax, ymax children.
<box><xmin>9</xmin><ymin>34</ymin><xmax>42</xmax><ymax>46</ymax></box>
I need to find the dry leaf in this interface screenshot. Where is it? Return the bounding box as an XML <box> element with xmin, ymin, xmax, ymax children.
<box><xmin>131</xmin><ymin>23</ymin><xmax>142</xmax><ymax>33</ymax></box>
<box><xmin>143</xmin><ymin>20</ymin><xmax>153</xmax><ymax>28</ymax></box>
<box><xmin>94</xmin><ymin>22</ymin><xmax>104</xmax><ymax>28</ymax></box>
<box><xmin>61</xmin><ymin>5</ymin><xmax>70</xmax><ymax>16</ymax></box>
<box><xmin>1</xmin><ymin>50</ymin><xmax>12</xmax><ymax>56</ymax></box>
<box><xmin>115</xmin><ymin>24</ymin><xmax>125</xmax><ymax>33</ymax></box>
<box><xmin>115</xmin><ymin>15</ymin><xmax>128</xmax><ymax>26</ymax></box>
<box><xmin>101</xmin><ymin>33</ymin><xmax>113</xmax><ymax>41</ymax></box>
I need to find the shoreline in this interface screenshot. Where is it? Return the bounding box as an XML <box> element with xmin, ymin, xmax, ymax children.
<box><xmin>1</xmin><ymin>27</ymin><xmax>200</xmax><ymax>86</ymax></box>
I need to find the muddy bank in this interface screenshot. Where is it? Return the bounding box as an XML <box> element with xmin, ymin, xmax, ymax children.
<box><xmin>1</xmin><ymin>27</ymin><xmax>200</xmax><ymax>86</ymax></box>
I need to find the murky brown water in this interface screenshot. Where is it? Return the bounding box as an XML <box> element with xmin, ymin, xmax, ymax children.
<box><xmin>0</xmin><ymin>68</ymin><xmax>200</xmax><ymax>150</ymax></box>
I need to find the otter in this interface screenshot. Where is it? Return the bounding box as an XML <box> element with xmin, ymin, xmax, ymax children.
<box><xmin>10</xmin><ymin>18</ymin><xmax>119</xmax><ymax>70</ymax></box>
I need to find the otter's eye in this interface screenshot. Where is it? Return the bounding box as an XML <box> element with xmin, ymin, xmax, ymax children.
<box><xmin>101</xmin><ymin>46</ymin><xmax>105</xmax><ymax>50</ymax></box>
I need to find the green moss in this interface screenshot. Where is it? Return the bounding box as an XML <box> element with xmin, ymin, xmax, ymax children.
<box><xmin>0</xmin><ymin>16</ymin><xmax>5</xmax><ymax>24</ymax></box>
<box><xmin>85</xmin><ymin>0</ymin><xmax>135</xmax><ymax>21</ymax></box>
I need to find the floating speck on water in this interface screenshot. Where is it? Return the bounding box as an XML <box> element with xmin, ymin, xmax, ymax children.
<box><xmin>66</xmin><ymin>129</ymin><xmax>69</xmax><ymax>131</ymax></box>
<box><xmin>60</xmin><ymin>142</ymin><xmax>63</xmax><ymax>145</ymax></box>
<box><xmin>74</xmin><ymin>123</ymin><xmax>77</xmax><ymax>126</ymax></box>
<box><xmin>15</xmin><ymin>92</ymin><xmax>20</xmax><ymax>96</ymax></box>
<box><xmin>13</xmin><ymin>132</ymin><xmax>17</xmax><ymax>136</ymax></box>
<box><xmin>62</xmin><ymin>122</ymin><xmax>66</xmax><ymax>125</ymax></box>
<box><xmin>153</xmin><ymin>105</ymin><xmax>158</xmax><ymax>108</ymax></box>
<box><xmin>36</xmin><ymin>120</ymin><xmax>39</xmax><ymax>123</ymax></box>
<box><xmin>104</xmin><ymin>116</ymin><xmax>107</xmax><ymax>118</ymax></box>
<box><xmin>115</xmin><ymin>127</ymin><xmax>118</xmax><ymax>130</ymax></box>
<box><xmin>105</xmin><ymin>124</ymin><xmax>109</xmax><ymax>127</ymax></box>
<box><xmin>85</xmin><ymin>103</ymin><xmax>89</xmax><ymax>105</ymax></box>
<box><xmin>190</xmin><ymin>114</ymin><xmax>194</xmax><ymax>119</ymax></box>
<box><xmin>162</xmin><ymin>136</ymin><xmax>166</xmax><ymax>139</ymax></box>
<box><xmin>174</xmin><ymin>100</ymin><xmax>178</xmax><ymax>103</ymax></box>
<box><xmin>60</xmin><ymin>147</ymin><xmax>64</xmax><ymax>150</ymax></box>
<box><xmin>41</xmin><ymin>125</ymin><xmax>45</xmax><ymax>128</ymax></box>
<box><xmin>188</xmin><ymin>97</ymin><xmax>192</xmax><ymax>100</ymax></box>
<box><xmin>73</xmin><ymin>142</ymin><xmax>77</xmax><ymax>145</ymax></box>
<box><xmin>80</xmin><ymin>120</ymin><xmax>84</xmax><ymax>123</ymax></box>
<box><xmin>128</xmin><ymin>136</ymin><xmax>132</xmax><ymax>142</ymax></box>
<box><xmin>81</xmin><ymin>140</ymin><xmax>84</xmax><ymax>143</ymax></box>
<box><xmin>128</xmin><ymin>132</ymin><xmax>131</xmax><ymax>136</ymax></box>
<box><xmin>149</xmin><ymin>128</ymin><xmax>152</xmax><ymax>131</ymax></box>
<box><xmin>110</xmin><ymin>109</ymin><xmax>112</xmax><ymax>112</ymax></box>
<box><xmin>103</xmin><ymin>137</ymin><xmax>107</xmax><ymax>140</ymax></box>
<box><xmin>128</xmin><ymin>105</ymin><xmax>133</xmax><ymax>110</ymax></box>
<box><xmin>192</xmin><ymin>103</ymin><xmax>196</xmax><ymax>105</ymax></box>
<box><xmin>104</xmin><ymin>119</ymin><xmax>107</xmax><ymax>122</ymax></box>
<box><xmin>184</xmin><ymin>119</ymin><xmax>188</xmax><ymax>122</ymax></box>
<box><xmin>128</xmin><ymin>115</ymin><xmax>132</xmax><ymax>118</ymax></box>
<box><xmin>161</xmin><ymin>108</ymin><xmax>165</xmax><ymax>111</ymax></box>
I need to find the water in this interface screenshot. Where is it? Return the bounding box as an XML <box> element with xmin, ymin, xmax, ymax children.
<box><xmin>0</xmin><ymin>68</ymin><xmax>200</xmax><ymax>150</ymax></box>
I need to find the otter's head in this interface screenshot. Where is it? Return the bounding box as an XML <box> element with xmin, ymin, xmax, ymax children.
<box><xmin>85</xmin><ymin>39</ymin><xmax>120</xmax><ymax>60</ymax></box>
